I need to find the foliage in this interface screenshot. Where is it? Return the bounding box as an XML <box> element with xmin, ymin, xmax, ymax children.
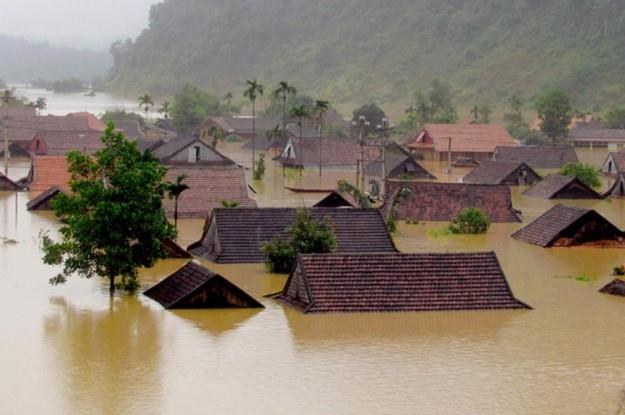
<box><xmin>448</xmin><ymin>207</ymin><xmax>491</xmax><ymax>234</ymax></box>
<box><xmin>40</xmin><ymin>123</ymin><xmax>176</xmax><ymax>293</ymax></box>
<box><xmin>605</xmin><ymin>107</ymin><xmax>625</xmax><ymax>129</ymax></box>
<box><xmin>352</xmin><ymin>103</ymin><xmax>387</xmax><ymax>134</ymax></box>
<box><xmin>261</xmin><ymin>209</ymin><xmax>336</xmax><ymax>273</ymax></box>
<box><xmin>158</xmin><ymin>101</ymin><xmax>171</xmax><ymax>119</ymax></box>
<box><xmin>405</xmin><ymin>79</ymin><xmax>458</xmax><ymax>129</ymax></box>
<box><xmin>166</xmin><ymin>174</ymin><xmax>189</xmax><ymax>230</ymax></box>
<box><xmin>613</xmin><ymin>265</ymin><xmax>625</xmax><ymax>276</ymax></box>
<box><xmin>559</xmin><ymin>162</ymin><xmax>601</xmax><ymax>188</ymax></box>
<box><xmin>253</xmin><ymin>154</ymin><xmax>266</xmax><ymax>180</ymax></box>
<box><xmin>385</xmin><ymin>187</ymin><xmax>411</xmax><ymax>233</ymax></box>
<box><xmin>221</xmin><ymin>200</ymin><xmax>241</xmax><ymax>208</ymax></box>
<box><xmin>100</xmin><ymin>109</ymin><xmax>145</xmax><ymax>127</ymax></box>
<box><xmin>41</xmin><ymin>78</ymin><xmax>86</xmax><ymax>93</ymax></box>
<box><xmin>262</xmin><ymin>93</ymin><xmax>312</xmax><ymax>118</ymax></box>
<box><xmin>522</xmin><ymin>130</ymin><xmax>549</xmax><ymax>145</ymax></box>
<box><xmin>536</xmin><ymin>88</ymin><xmax>573</xmax><ymax>143</ymax></box>
<box><xmin>337</xmin><ymin>180</ymin><xmax>371</xmax><ymax>208</ymax></box>
<box><xmin>171</xmin><ymin>84</ymin><xmax>224</xmax><ymax>134</ymax></box>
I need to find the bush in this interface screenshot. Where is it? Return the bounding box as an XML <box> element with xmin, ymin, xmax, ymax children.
<box><xmin>253</xmin><ymin>154</ymin><xmax>266</xmax><ymax>180</ymax></box>
<box><xmin>449</xmin><ymin>208</ymin><xmax>491</xmax><ymax>234</ymax></box>
<box><xmin>261</xmin><ymin>209</ymin><xmax>336</xmax><ymax>273</ymax></box>
<box><xmin>559</xmin><ymin>162</ymin><xmax>601</xmax><ymax>188</ymax></box>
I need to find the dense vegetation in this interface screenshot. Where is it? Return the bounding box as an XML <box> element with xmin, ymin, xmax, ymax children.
<box><xmin>31</xmin><ymin>78</ymin><xmax>87</xmax><ymax>93</ymax></box>
<box><xmin>449</xmin><ymin>208</ymin><xmax>491</xmax><ymax>234</ymax></box>
<box><xmin>0</xmin><ymin>34</ymin><xmax>110</xmax><ymax>83</ymax></box>
<box><xmin>107</xmin><ymin>0</ymin><xmax>625</xmax><ymax>109</ymax></box>
<box><xmin>559</xmin><ymin>162</ymin><xmax>601</xmax><ymax>188</ymax></box>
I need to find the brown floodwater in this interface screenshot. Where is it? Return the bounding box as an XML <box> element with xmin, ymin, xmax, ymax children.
<box><xmin>1</xmin><ymin>146</ymin><xmax>625</xmax><ymax>414</ymax></box>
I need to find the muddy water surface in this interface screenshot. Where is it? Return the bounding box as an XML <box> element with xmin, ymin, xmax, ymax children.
<box><xmin>1</xmin><ymin>146</ymin><xmax>625</xmax><ymax>414</ymax></box>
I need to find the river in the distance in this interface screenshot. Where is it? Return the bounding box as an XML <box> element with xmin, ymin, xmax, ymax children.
<box><xmin>1</xmin><ymin>143</ymin><xmax>625</xmax><ymax>414</ymax></box>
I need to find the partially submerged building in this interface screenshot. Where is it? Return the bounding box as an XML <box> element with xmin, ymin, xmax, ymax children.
<box><xmin>313</xmin><ymin>192</ymin><xmax>357</xmax><ymax>208</ymax></box>
<box><xmin>161</xmin><ymin>238</ymin><xmax>192</xmax><ymax>259</ymax></box>
<box><xmin>600</xmin><ymin>150</ymin><xmax>625</xmax><ymax>176</ymax></box>
<box><xmin>492</xmin><ymin>145</ymin><xmax>578</xmax><ymax>169</ymax></box>
<box><xmin>152</xmin><ymin>136</ymin><xmax>235</xmax><ymax>165</ymax></box>
<box><xmin>364</xmin><ymin>142</ymin><xmax>435</xmax><ymax>182</ymax></box>
<box><xmin>384</xmin><ymin>180</ymin><xmax>522</xmax><ymax>222</ymax></box>
<box><xmin>568</xmin><ymin>127</ymin><xmax>625</xmax><ymax>150</ymax></box>
<box><xmin>26</xmin><ymin>186</ymin><xmax>65</xmax><ymax>210</ymax></box>
<box><xmin>144</xmin><ymin>261</ymin><xmax>264</xmax><ymax>309</ymax></box>
<box><xmin>0</xmin><ymin>172</ymin><xmax>22</xmax><ymax>191</ymax></box>
<box><xmin>524</xmin><ymin>175</ymin><xmax>603</xmax><ymax>199</ymax></box>
<box><xmin>276</xmin><ymin>252</ymin><xmax>530</xmax><ymax>313</ymax></box>
<box><xmin>605</xmin><ymin>172</ymin><xmax>625</xmax><ymax>198</ymax></box>
<box><xmin>599</xmin><ymin>279</ymin><xmax>625</xmax><ymax>297</ymax></box>
<box><xmin>405</xmin><ymin>123</ymin><xmax>518</xmax><ymax>162</ymax></box>
<box><xmin>273</xmin><ymin>138</ymin><xmax>359</xmax><ymax>168</ymax></box>
<box><xmin>462</xmin><ymin>161</ymin><xmax>541</xmax><ymax>186</ymax></box>
<box><xmin>188</xmin><ymin>208</ymin><xmax>397</xmax><ymax>263</ymax></box>
<box><xmin>511</xmin><ymin>204</ymin><xmax>625</xmax><ymax>247</ymax></box>
<box><xmin>26</xmin><ymin>156</ymin><xmax>71</xmax><ymax>192</ymax></box>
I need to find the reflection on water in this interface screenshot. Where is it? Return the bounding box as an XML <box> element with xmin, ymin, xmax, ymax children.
<box><xmin>1</xmin><ymin>146</ymin><xmax>625</xmax><ymax>414</ymax></box>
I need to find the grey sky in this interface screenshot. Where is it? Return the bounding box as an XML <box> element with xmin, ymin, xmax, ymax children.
<box><xmin>0</xmin><ymin>0</ymin><xmax>159</xmax><ymax>51</ymax></box>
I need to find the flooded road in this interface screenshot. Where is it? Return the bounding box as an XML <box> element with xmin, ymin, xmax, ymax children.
<box><xmin>1</xmin><ymin>147</ymin><xmax>625</xmax><ymax>414</ymax></box>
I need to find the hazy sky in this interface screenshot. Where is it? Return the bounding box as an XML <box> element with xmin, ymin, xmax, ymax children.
<box><xmin>0</xmin><ymin>0</ymin><xmax>160</xmax><ymax>51</ymax></box>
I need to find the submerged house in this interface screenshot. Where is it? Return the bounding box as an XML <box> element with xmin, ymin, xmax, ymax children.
<box><xmin>26</xmin><ymin>156</ymin><xmax>71</xmax><ymax>192</ymax></box>
<box><xmin>511</xmin><ymin>204</ymin><xmax>625</xmax><ymax>247</ymax></box>
<box><xmin>492</xmin><ymin>145</ymin><xmax>578</xmax><ymax>169</ymax></box>
<box><xmin>29</xmin><ymin>130</ymin><xmax>105</xmax><ymax>156</ymax></box>
<box><xmin>26</xmin><ymin>186</ymin><xmax>65</xmax><ymax>210</ymax></box>
<box><xmin>152</xmin><ymin>136</ymin><xmax>235</xmax><ymax>165</ymax></box>
<box><xmin>568</xmin><ymin>127</ymin><xmax>625</xmax><ymax>149</ymax></box>
<box><xmin>405</xmin><ymin>123</ymin><xmax>518</xmax><ymax>162</ymax></box>
<box><xmin>0</xmin><ymin>172</ymin><xmax>22</xmax><ymax>191</ymax></box>
<box><xmin>276</xmin><ymin>252</ymin><xmax>530</xmax><ymax>313</ymax></box>
<box><xmin>273</xmin><ymin>138</ymin><xmax>359</xmax><ymax>168</ymax></box>
<box><xmin>605</xmin><ymin>172</ymin><xmax>625</xmax><ymax>198</ymax></box>
<box><xmin>188</xmin><ymin>208</ymin><xmax>397</xmax><ymax>263</ymax></box>
<box><xmin>599</xmin><ymin>279</ymin><xmax>625</xmax><ymax>297</ymax></box>
<box><xmin>600</xmin><ymin>150</ymin><xmax>625</xmax><ymax>176</ymax></box>
<box><xmin>144</xmin><ymin>261</ymin><xmax>263</xmax><ymax>309</ymax></box>
<box><xmin>462</xmin><ymin>161</ymin><xmax>541</xmax><ymax>186</ymax></box>
<box><xmin>385</xmin><ymin>180</ymin><xmax>522</xmax><ymax>222</ymax></box>
<box><xmin>313</xmin><ymin>191</ymin><xmax>357</xmax><ymax>208</ymax></box>
<box><xmin>364</xmin><ymin>142</ymin><xmax>435</xmax><ymax>184</ymax></box>
<box><xmin>524</xmin><ymin>175</ymin><xmax>603</xmax><ymax>199</ymax></box>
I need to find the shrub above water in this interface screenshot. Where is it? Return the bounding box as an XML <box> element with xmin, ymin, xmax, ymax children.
<box><xmin>449</xmin><ymin>208</ymin><xmax>491</xmax><ymax>234</ymax></box>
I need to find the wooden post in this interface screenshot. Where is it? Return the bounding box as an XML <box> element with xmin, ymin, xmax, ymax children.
<box><xmin>447</xmin><ymin>136</ymin><xmax>452</xmax><ymax>175</ymax></box>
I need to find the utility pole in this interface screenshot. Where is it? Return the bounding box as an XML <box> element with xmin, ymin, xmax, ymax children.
<box><xmin>352</xmin><ymin>115</ymin><xmax>369</xmax><ymax>193</ymax></box>
<box><xmin>2</xmin><ymin>89</ymin><xmax>15</xmax><ymax>176</ymax></box>
<box><xmin>447</xmin><ymin>136</ymin><xmax>452</xmax><ymax>175</ymax></box>
<box><xmin>377</xmin><ymin>117</ymin><xmax>393</xmax><ymax>198</ymax></box>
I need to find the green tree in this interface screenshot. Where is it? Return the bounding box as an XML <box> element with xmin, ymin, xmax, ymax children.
<box><xmin>352</xmin><ymin>103</ymin><xmax>387</xmax><ymax>134</ymax></box>
<box><xmin>244</xmin><ymin>79</ymin><xmax>264</xmax><ymax>174</ymax></box>
<box><xmin>536</xmin><ymin>88</ymin><xmax>573</xmax><ymax>144</ymax></box>
<box><xmin>171</xmin><ymin>84</ymin><xmax>222</xmax><ymax>134</ymax></box>
<box><xmin>559</xmin><ymin>162</ymin><xmax>601</xmax><ymax>188</ymax></box>
<box><xmin>158</xmin><ymin>101</ymin><xmax>171</xmax><ymax>120</ymax></box>
<box><xmin>253</xmin><ymin>153</ymin><xmax>266</xmax><ymax>180</ymax></box>
<box><xmin>470</xmin><ymin>104</ymin><xmax>480</xmax><ymax>123</ymax></box>
<box><xmin>138</xmin><ymin>93</ymin><xmax>154</xmax><ymax>120</ymax></box>
<box><xmin>509</xmin><ymin>94</ymin><xmax>522</xmax><ymax>113</ymax></box>
<box><xmin>338</xmin><ymin>180</ymin><xmax>371</xmax><ymax>208</ymax></box>
<box><xmin>100</xmin><ymin>109</ymin><xmax>145</xmax><ymax>127</ymax></box>
<box><xmin>166</xmin><ymin>174</ymin><xmax>189</xmax><ymax>231</ymax></box>
<box><xmin>34</xmin><ymin>97</ymin><xmax>47</xmax><ymax>115</ymax></box>
<box><xmin>290</xmin><ymin>104</ymin><xmax>311</xmax><ymax>171</ymax></box>
<box><xmin>449</xmin><ymin>208</ymin><xmax>491</xmax><ymax>234</ymax></box>
<box><xmin>261</xmin><ymin>209</ymin><xmax>336</xmax><ymax>273</ymax></box>
<box><xmin>479</xmin><ymin>102</ymin><xmax>492</xmax><ymax>124</ymax></box>
<box><xmin>404</xmin><ymin>79</ymin><xmax>458</xmax><ymax>128</ymax></box>
<box><xmin>261</xmin><ymin>93</ymin><xmax>312</xmax><ymax>118</ymax></box>
<box><xmin>605</xmin><ymin>107</ymin><xmax>625</xmax><ymax>129</ymax></box>
<box><xmin>41</xmin><ymin>123</ymin><xmax>176</xmax><ymax>294</ymax></box>
<box><xmin>273</xmin><ymin>81</ymin><xmax>297</xmax><ymax>140</ymax></box>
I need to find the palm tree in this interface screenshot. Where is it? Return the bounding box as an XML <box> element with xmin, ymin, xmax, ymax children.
<box><xmin>290</xmin><ymin>104</ymin><xmax>310</xmax><ymax>175</ymax></box>
<box><xmin>166</xmin><ymin>174</ymin><xmax>189</xmax><ymax>232</ymax></box>
<box><xmin>158</xmin><ymin>101</ymin><xmax>171</xmax><ymax>119</ymax></box>
<box><xmin>272</xmin><ymin>81</ymin><xmax>297</xmax><ymax>141</ymax></box>
<box><xmin>313</xmin><ymin>100</ymin><xmax>330</xmax><ymax>177</ymax></box>
<box><xmin>35</xmin><ymin>97</ymin><xmax>47</xmax><ymax>115</ymax></box>
<box><xmin>138</xmin><ymin>94</ymin><xmax>154</xmax><ymax>121</ymax></box>
<box><xmin>243</xmin><ymin>79</ymin><xmax>264</xmax><ymax>174</ymax></box>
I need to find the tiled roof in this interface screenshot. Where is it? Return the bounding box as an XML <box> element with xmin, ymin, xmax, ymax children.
<box><xmin>188</xmin><ymin>208</ymin><xmax>397</xmax><ymax>263</ymax></box>
<box><xmin>274</xmin><ymin>138</ymin><xmax>360</xmax><ymax>167</ymax></box>
<box><xmin>143</xmin><ymin>261</ymin><xmax>264</xmax><ymax>309</ymax></box>
<box><xmin>112</xmin><ymin>120</ymin><xmax>145</xmax><ymax>139</ymax></box>
<box><xmin>599</xmin><ymin>279</ymin><xmax>625</xmax><ymax>297</ymax></box>
<box><xmin>162</xmin><ymin>165</ymin><xmax>256</xmax><ymax>219</ymax></box>
<box><xmin>277</xmin><ymin>252</ymin><xmax>530</xmax><ymax>313</ymax></box>
<box><xmin>511</xmin><ymin>204</ymin><xmax>624</xmax><ymax>247</ymax></box>
<box><xmin>605</xmin><ymin>172</ymin><xmax>625</xmax><ymax>198</ymax></box>
<box><xmin>0</xmin><ymin>171</ymin><xmax>21</xmax><ymax>191</ymax></box>
<box><xmin>462</xmin><ymin>161</ymin><xmax>540</xmax><ymax>185</ymax></box>
<box><xmin>162</xmin><ymin>238</ymin><xmax>191</xmax><ymax>258</ymax></box>
<box><xmin>407</xmin><ymin>124</ymin><xmax>518</xmax><ymax>153</ymax></box>
<box><xmin>313</xmin><ymin>192</ymin><xmax>357</xmax><ymax>208</ymax></box>
<box><xmin>385</xmin><ymin>180</ymin><xmax>522</xmax><ymax>223</ymax></box>
<box><xmin>67</xmin><ymin>112</ymin><xmax>107</xmax><ymax>131</ymax></box>
<box><xmin>0</xmin><ymin>142</ymin><xmax>31</xmax><ymax>158</ymax></box>
<box><xmin>492</xmin><ymin>145</ymin><xmax>578</xmax><ymax>169</ymax></box>
<box><xmin>364</xmin><ymin>143</ymin><xmax>435</xmax><ymax>179</ymax></box>
<box><xmin>28</xmin><ymin>156</ymin><xmax>71</xmax><ymax>192</ymax></box>
<box><xmin>32</xmin><ymin>130</ymin><xmax>104</xmax><ymax>155</ymax></box>
<box><xmin>569</xmin><ymin>128</ymin><xmax>625</xmax><ymax>141</ymax></box>
<box><xmin>524</xmin><ymin>175</ymin><xmax>603</xmax><ymax>199</ymax></box>
<box><xmin>26</xmin><ymin>186</ymin><xmax>64</xmax><ymax>210</ymax></box>
<box><xmin>153</xmin><ymin>136</ymin><xmax>235</xmax><ymax>165</ymax></box>
<box><xmin>452</xmin><ymin>157</ymin><xmax>480</xmax><ymax>167</ymax></box>
<box><xmin>605</xmin><ymin>151</ymin><xmax>625</xmax><ymax>173</ymax></box>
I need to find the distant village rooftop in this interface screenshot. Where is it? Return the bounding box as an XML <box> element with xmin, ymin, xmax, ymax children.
<box><xmin>462</xmin><ymin>161</ymin><xmax>541</xmax><ymax>186</ymax></box>
<box><xmin>492</xmin><ymin>145</ymin><xmax>578</xmax><ymax>169</ymax></box>
<box><xmin>523</xmin><ymin>175</ymin><xmax>603</xmax><ymax>200</ymax></box>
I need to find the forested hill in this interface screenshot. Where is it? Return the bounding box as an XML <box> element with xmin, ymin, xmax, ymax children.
<box><xmin>107</xmin><ymin>0</ymin><xmax>625</xmax><ymax>108</ymax></box>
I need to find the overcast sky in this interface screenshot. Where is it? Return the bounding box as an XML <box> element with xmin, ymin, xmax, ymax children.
<box><xmin>0</xmin><ymin>0</ymin><xmax>160</xmax><ymax>51</ymax></box>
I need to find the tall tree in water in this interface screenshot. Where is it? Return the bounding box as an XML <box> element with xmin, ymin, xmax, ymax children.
<box><xmin>166</xmin><ymin>174</ymin><xmax>189</xmax><ymax>231</ymax></box>
<box><xmin>138</xmin><ymin>94</ymin><xmax>154</xmax><ymax>120</ymax></box>
<box><xmin>313</xmin><ymin>100</ymin><xmax>330</xmax><ymax>177</ymax></box>
<box><xmin>536</xmin><ymin>88</ymin><xmax>573</xmax><ymax>145</ymax></box>
<box><xmin>158</xmin><ymin>101</ymin><xmax>171</xmax><ymax>119</ymax></box>
<box><xmin>273</xmin><ymin>81</ymin><xmax>297</xmax><ymax>140</ymax></box>
<box><xmin>243</xmin><ymin>79</ymin><xmax>264</xmax><ymax>174</ymax></box>
<box><xmin>41</xmin><ymin>123</ymin><xmax>176</xmax><ymax>294</ymax></box>
<box><xmin>290</xmin><ymin>104</ymin><xmax>310</xmax><ymax>174</ymax></box>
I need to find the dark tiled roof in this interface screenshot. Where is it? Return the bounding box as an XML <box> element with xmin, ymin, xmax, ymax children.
<box><xmin>32</xmin><ymin>130</ymin><xmax>104</xmax><ymax>155</ymax></box>
<box><xmin>163</xmin><ymin>166</ymin><xmax>256</xmax><ymax>219</ymax></box>
<box><xmin>26</xmin><ymin>186</ymin><xmax>64</xmax><ymax>210</ymax></box>
<box><xmin>144</xmin><ymin>261</ymin><xmax>264</xmax><ymax>309</ymax></box>
<box><xmin>113</xmin><ymin>120</ymin><xmax>144</xmax><ymax>139</ymax></box>
<box><xmin>313</xmin><ymin>192</ymin><xmax>357</xmax><ymax>208</ymax></box>
<box><xmin>511</xmin><ymin>204</ymin><xmax>624</xmax><ymax>247</ymax></box>
<box><xmin>462</xmin><ymin>161</ymin><xmax>540</xmax><ymax>185</ymax></box>
<box><xmin>569</xmin><ymin>128</ymin><xmax>625</xmax><ymax>141</ymax></box>
<box><xmin>188</xmin><ymin>208</ymin><xmax>397</xmax><ymax>263</ymax></box>
<box><xmin>452</xmin><ymin>157</ymin><xmax>480</xmax><ymax>167</ymax></box>
<box><xmin>277</xmin><ymin>252</ymin><xmax>530</xmax><ymax>313</ymax></box>
<box><xmin>274</xmin><ymin>138</ymin><xmax>360</xmax><ymax>168</ymax></box>
<box><xmin>0</xmin><ymin>171</ymin><xmax>22</xmax><ymax>191</ymax></box>
<box><xmin>364</xmin><ymin>143</ymin><xmax>435</xmax><ymax>179</ymax></box>
<box><xmin>385</xmin><ymin>180</ymin><xmax>522</xmax><ymax>223</ymax></box>
<box><xmin>599</xmin><ymin>279</ymin><xmax>625</xmax><ymax>297</ymax></box>
<box><xmin>605</xmin><ymin>172</ymin><xmax>625</xmax><ymax>198</ymax></box>
<box><xmin>0</xmin><ymin>142</ymin><xmax>31</xmax><ymax>159</ymax></box>
<box><xmin>604</xmin><ymin>151</ymin><xmax>625</xmax><ymax>173</ymax></box>
<box><xmin>524</xmin><ymin>175</ymin><xmax>603</xmax><ymax>199</ymax></box>
<box><xmin>162</xmin><ymin>238</ymin><xmax>191</xmax><ymax>258</ymax></box>
<box><xmin>153</xmin><ymin>136</ymin><xmax>235</xmax><ymax>165</ymax></box>
<box><xmin>492</xmin><ymin>145</ymin><xmax>578</xmax><ymax>169</ymax></box>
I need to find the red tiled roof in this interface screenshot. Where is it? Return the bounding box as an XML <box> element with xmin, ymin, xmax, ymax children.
<box><xmin>188</xmin><ymin>208</ymin><xmax>397</xmax><ymax>263</ymax></box>
<box><xmin>163</xmin><ymin>165</ymin><xmax>256</xmax><ymax>219</ymax></box>
<box><xmin>67</xmin><ymin>112</ymin><xmax>107</xmax><ymax>131</ymax></box>
<box><xmin>277</xmin><ymin>252</ymin><xmax>530</xmax><ymax>313</ymax></box>
<box><xmin>31</xmin><ymin>130</ymin><xmax>104</xmax><ymax>155</ymax></box>
<box><xmin>407</xmin><ymin>124</ymin><xmax>518</xmax><ymax>154</ymax></box>
<box><xmin>28</xmin><ymin>156</ymin><xmax>71</xmax><ymax>192</ymax></box>
<box><xmin>385</xmin><ymin>180</ymin><xmax>522</xmax><ymax>223</ymax></box>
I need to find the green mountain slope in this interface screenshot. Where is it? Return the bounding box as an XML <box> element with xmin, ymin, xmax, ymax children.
<box><xmin>108</xmin><ymin>0</ymin><xmax>625</xmax><ymax>109</ymax></box>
